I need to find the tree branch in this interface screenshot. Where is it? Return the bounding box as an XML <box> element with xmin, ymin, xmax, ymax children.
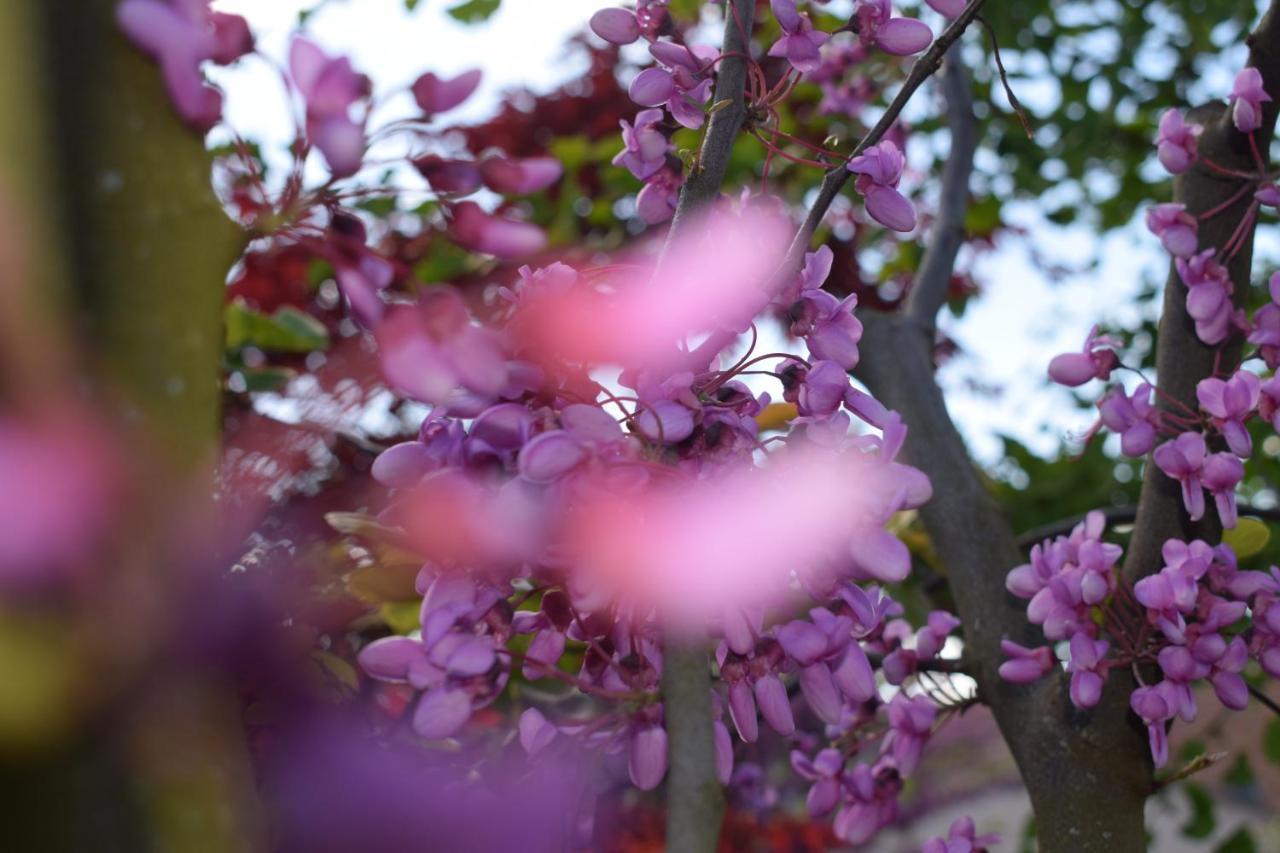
<box><xmin>1121</xmin><ymin>0</ymin><xmax>1280</xmax><ymax>585</ymax></box>
<box><xmin>667</xmin><ymin>0</ymin><xmax>755</xmax><ymax>229</ymax></box>
<box><xmin>850</xmin><ymin>35</ymin><xmax>1152</xmax><ymax>851</ymax></box>
<box><xmin>905</xmin><ymin>50</ymin><xmax>976</xmax><ymax>329</ymax></box>
<box><xmin>783</xmin><ymin>0</ymin><xmax>987</xmax><ymax>269</ymax></box>
<box><xmin>660</xmin><ymin>3</ymin><xmax>755</xmax><ymax>850</ymax></box>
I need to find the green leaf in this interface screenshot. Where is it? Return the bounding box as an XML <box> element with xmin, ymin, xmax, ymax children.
<box><xmin>379</xmin><ymin>601</ymin><xmax>422</xmax><ymax>634</ymax></box>
<box><xmin>1180</xmin><ymin>783</ymin><xmax>1216</xmax><ymax>840</ymax></box>
<box><xmin>1223</xmin><ymin>517</ymin><xmax>1270</xmax><ymax>559</ymax></box>
<box><xmin>404</xmin><ymin>0</ymin><xmax>421</xmax><ymax>9</ymax></box>
<box><xmin>446</xmin><ymin>0</ymin><xmax>500</xmax><ymax>24</ymax></box>
<box><xmin>1265</xmin><ymin>718</ymin><xmax>1280</xmax><ymax>764</ymax></box>
<box><xmin>1223</xmin><ymin>754</ymin><xmax>1254</xmax><ymax>789</ymax></box>
<box><xmin>1215</xmin><ymin>827</ymin><xmax>1257</xmax><ymax>853</ymax></box>
<box><xmin>225</xmin><ymin>300</ymin><xmax>330</xmax><ymax>353</ymax></box>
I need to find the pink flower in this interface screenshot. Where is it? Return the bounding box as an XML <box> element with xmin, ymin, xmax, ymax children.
<box><xmin>997</xmin><ymin>640</ymin><xmax>1053</xmax><ymax>684</ymax></box>
<box><xmin>1066</xmin><ymin>633</ymin><xmax>1109</xmax><ymax>708</ymax></box>
<box><xmin>855</xmin><ymin>1</ymin><xmax>932</xmax><ymax>56</ymax></box>
<box><xmin>768</xmin><ymin>1</ymin><xmax>830</xmax><ymax>73</ymax></box>
<box><xmin>1145</xmin><ymin>203</ymin><xmax>1198</xmax><ymax>257</ymax></box>
<box><xmin>413</xmin><ymin>155</ymin><xmax>483</xmax><ymax>195</ymax></box>
<box><xmin>614</xmin><ymin>109</ymin><xmax>670</xmax><ymax>180</ymax></box>
<box><xmin>924</xmin><ymin>0</ymin><xmax>967</xmax><ymax>16</ymax></box>
<box><xmin>590</xmin><ymin>8</ymin><xmax>641</xmax><ymax>45</ymax></box>
<box><xmin>1153</xmin><ymin>431</ymin><xmax>1207</xmax><ymax>521</ymax></box>
<box><xmin>1229</xmin><ymin>67</ymin><xmax>1272</xmax><ymax>134</ymax></box>
<box><xmin>1177</xmin><ymin>249</ymin><xmax>1233</xmax><ymax>345</ymax></box>
<box><xmin>449</xmin><ymin>201</ymin><xmax>548</xmax><ymax>259</ymax></box>
<box><xmin>923</xmin><ymin>816</ymin><xmax>1001</xmax><ymax>853</ymax></box>
<box><xmin>411</xmin><ymin>69</ymin><xmax>482</xmax><ymax>115</ymax></box>
<box><xmin>1154</xmin><ymin>109</ymin><xmax>1200</xmax><ymax>173</ymax></box>
<box><xmin>1196</xmin><ymin>370</ymin><xmax>1259</xmax><ymax>458</ymax></box>
<box><xmin>479</xmin><ymin>155</ymin><xmax>563</xmax><ymax>195</ymax></box>
<box><xmin>1047</xmin><ymin>326</ymin><xmax>1120</xmax><ymax>386</ymax></box>
<box><xmin>116</xmin><ymin>0</ymin><xmax>253</xmax><ymax>131</ymax></box>
<box><xmin>848</xmin><ymin>140</ymin><xmax>916</xmax><ymax>231</ymax></box>
<box><xmin>1098</xmin><ymin>383</ymin><xmax>1157</xmax><ymax>457</ymax></box>
<box><xmin>628</xmin><ymin>725</ymin><xmax>668</xmax><ymax>790</ymax></box>
<box><xmin>289</xmin><ymin>38</ymin><xmax>371</xmax><ymax>177</ymax></box>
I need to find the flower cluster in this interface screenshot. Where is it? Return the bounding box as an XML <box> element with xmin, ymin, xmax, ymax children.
<box><xmin>347</xmin><ymin>199</ymin><xmax>993</xmax><ymax>842</ymax></box>
<box><xmin>1023</xmin><ymin>62</ymin><xmax>1280</xmax><ymax>770</ymax></box>
<box><xmin>1004</xmin><ymin>515</ymin><xmax>1279</xmax><ymax>769</ymax></box>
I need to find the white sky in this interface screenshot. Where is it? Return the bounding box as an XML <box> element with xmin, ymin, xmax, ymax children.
<box><xmin>207</xmin><ymin>0</ymin><xmax>1272</xmax><ymax>465</ymax></box>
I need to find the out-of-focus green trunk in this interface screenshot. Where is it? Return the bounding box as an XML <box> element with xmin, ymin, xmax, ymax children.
<box><xmin>0</xmin><ymin>2</ymin><xmax>256</xmax><ymax>850</ymax></box>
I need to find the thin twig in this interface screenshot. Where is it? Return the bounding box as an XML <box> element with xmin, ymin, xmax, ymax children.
<box><xmin>782</xmin><ymin>0</ymin><xmax>988</xmax><ymax>269</ymax></box>
<box><xmin>1250</xmin><ymin>684</ymin><xmax>1280</xmax><ymax>718</ymax></box>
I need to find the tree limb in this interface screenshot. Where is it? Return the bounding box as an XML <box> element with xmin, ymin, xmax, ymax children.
<box><xmin>905</xmin><ymin>51</ymin><xmax>977</xmax><ymax>329</ymax></box>
<box><xmin>783</xmin><ymin>0</ymin><xmax>987</xmax><ymax>270</ymax></box>
<box><xmin>1122</xmin><ymin>0</ymin><xmax>1280</xmax><ymax>584</ymax></box>
<box><xmin>660</xmin><ymin>2</ymin><xmax>755</xmax><ymax>849</ymax></box>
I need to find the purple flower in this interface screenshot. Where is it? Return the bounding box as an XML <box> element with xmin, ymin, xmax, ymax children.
<box><xmin>1201</xmin><ymin>451</ymin><xmax>1244</xmax><ymax>529</ymax></box>
<box><xmin>449</xmin><ymin>201</ymin><xmax>548</xmax><ymax>259</ymax></box>
<box><xmin>517</xmin><ymin>430</ymin><xmax>587</xmax><ymax>483</ymax></box>
<box><xmin>1153</xmin><ymin>432</ymin><xmax>1207</xmax><ymax>521</ymax></box>
<box><xmin>847</xmin><ymin>139</ymin><xmax>914</xmax><ymax>230</ymax></box>
<box><xmin>1146</xmin><ymin>203</ymin><xmax>1198</xmax><ymax>257</ymax></box>
<box><xmin>1066</xmin><ymin>633</ymin><xmax>1109</xmax><ymax>708</ymax></box>
<box><xmin>1196</xmin><ymin>370</ymin><xmax>1259</xmax><ymax>458</ymax></box>
<box><xmin>290</xmin><ymin>38</ymin><xmax>371</xmax><ymax>177</ymax></box>
<box><xmin>629</xmin><ymin>67</ymin><xmax>676</xmax><ymax>106</ymax></box>
<box><xmin>411</xmin><ymin>69</ymin><xmax>482</xmax><ymax>115</ymax></box>
<box><xmin>881</xmin><ymin>693</ymin><xmax>935</xmax><ymax>774</ymax></box>
<box><xmin>636</xmin><ymin>167</ymin><xmax>683</xmax><ymax>223</ymax></box>
<box><xmin>479</xmin><ymin>155</ymin><xmax>563</xmax><ymax>195</ymax></box>
<box><xmin>1047</xmin><ymin>326</ymin><xmax>1120</xmax><ymax>386</ymax></box>
<box><xmin>628</xmin><ymin>724</ymin><xmax>668</xmax><ymax>790</ymax></box>
<box><xmin>997</xmin><ymin>640</ymin><xmax>1053</xmax><ymax>684</ymax></box>
<box><xmin>590</xmin><ymin>7</ymin><xmax>641</xmax><ymax>45</ymax></box>
<box><xmin>614</xmin><ymin>109</ymin><xmax>670</xmax><ymax>180</ymax></box>
<box><xmin>413</xmin><ymin>155</ymin><xmax>483</xmax><ymax>195</ymax></box>
<box><xmin>1177</xmin><ymin>249</ymin><xmax>1234</xmax><ymax>345</ymax></box>
<box><xmin>795</xmin><ymin>360</ymin><xmax>852</xmax><ymax>418</ymax></box>
<box><xmin>1130</xmin><ymin>681</ymin><xmax>1180</xmax><ymax>767</ymax></box>
<box><xmin>1230</xmin><ymin>67</ymin><xmax>1272</xmax><ymax>134</ymax></box>
<box><xmin>924</xmin><ymin>0</ymin><xmax>967</xmax><ymax>16</ymax></box>
<box><xmin>518</xmin><ymin>707</ymin><xmax>559</xmax><ymax>756</ymax></box>
<box><xmin>768</xmin><ymin>1</ymin><xmax>830</xmax><ymax>73</ymax></box>
<box><xmin>116</xmin><ymin>0</ymin><xmax>252</xmax><ymax>131</ymax></box>
<box><xmin>1154</xmin><ymin>109</ymin><xmax>1200</xmax><ymax>174</ymax></box>
<box><xmin>923</xmin><ymin>816</ymin><xmax>1001</xmax><ymax>853</ymax></box>
<box><xmin>789</xmin><ymin>289</ymin><xmax>863</xmax><ymax>369</ymax></box>
<box><xmin>855</xmin><ymin>1</ymin><xmax>933</xmax><ymax>56</ymax></box>
<box><xmin>791</xmin><ymin>748</ymin><xmax>845</xmax><ymax>817</ymax></box>
<box><xmin>1098</xmin><ymin>383</ymin><xmax>1157</xmax><ymax>457</ymax></box>
<box><xmin>754</xmin><ymin>673</ymin><xmax>796</xmax><ymax>735</ymax></box>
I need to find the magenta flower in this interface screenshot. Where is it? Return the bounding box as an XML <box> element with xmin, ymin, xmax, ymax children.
<box><xmin>1047</xmin><ymin>325</ymin><xmax>1120</xmax><ymax>386</ymax></box>
<box><xmin>1145</xmin><ymin>203</ymin><xmax>1198</xmax><ymax>257</ymax></box>
<box><xmin>627</xmin><ymin>724</ymin><xmax>668</xmax><ymax>790</ymax></box>
<box><xmin>449</xmin><ymin>201</ymin><xmax>548</xmax><ymax>259</ymax></box>
<box><xmin>590</xmin><ymin>7</ymin><xmax>641</xmax><ymax>45</ymax></box>
<box><xmin>881</xmin><ymin>693</ymin><xmax>935</xmax><ymax>774</ymax></box>
<box><xmin>1154</xmin><ymin>109</ymin><xmax>1200</xmax><ymax>174</ymax></box>
<box><xmin>997</xmin><ymin>640</ymin><xmax>1053</xmax><ymax>684</ymax></box>
<box><xmin>116</xmin><ymin>0</ymin><xmax>252</xmax><ymax>131</ymax></box>
<box><xmin>479</xmin><ymin>155</ymin><xmax>564</xmax><ymax>195</ymax></box>
<box><xmin>376</xmin><ymin>295</ymin><xmax>508</xmax><ymax>406</ymax></box>
<box><xmin>1229</xmin><ymin>67</ymin><xmax>1272</xmax><ymax>134</ymax></box>
<box><xmin>614</xmin><ymin>109</ymin><xmax>670</xmax><ymax>180</ymax></box>
<box><xmin>924</xmin><ymin>0</ymin><xmax>967</xmax><ymax>16</ymax></box>
<box><xmin>923</xmin><ymin>816</ymin><xmax>1001</xmax><ymax>853</ymax></box>
<box><xmin>1066</xmin><ymin>633</ymin><xmax>1109</xmax><ymax>708</ymax></box>
<box><xmin>790</xmin><ymin>289</ymin><xmax>864</xmax><ymax>369</ymax></box>
<box><xmin>636</xmin><ymin>167</ymin><xmax>683</xmax><ymax>223</ymax></box>
<box><xmin>795</xmin><ymin>360</ymin><xmax>852</xmax><ymax>418</ymax></box>
<box><xmin>1196</xmin><ymin>370</ymin><xmax>1259</xmax><ymax>457</ymax></box>
<box><xmin>790</xmin><ymin>749</ymin><xmax>846</xmax><ymax>818</ymax></box>
<box><xmin>412</xmin><ymin>155</ymin><xmax>483</xmax><ymax>195</ymax></box>
<box><xmin>1248</xmin><ymin>273</ymin><xmax>1280</xmax><ymax>368</ymax></box>
<box><xmin>768</xmin><ymin>1</ymin><xmax>830</xmax><ymax>73</ymax></box>
<box><xmin>1201</xmin><ymin>451</ymin><xmax>1244</xmax><ymax>528</ymax></box>
<box><xmin>411</xmin><ymin>69</ymin><xmax>482</xmax><ymax>115</ymax></box>
<box><xmin>289</xmin><ymin>38</ymin><xmax>371</xmax><ymax>177</ymax></box>
<box><xmin>854</xmin><ymin>1</ymin><xmax>933</xmax><ymax>56</ymax></box>
<box><xmin>1153</xmin><ymin>431</ymin><xmax>1207</xmax><ymax>520</ymax></box>
<box><xmin>1098</xmin><ymin>382</ymin><xmax>1157</xmax><ymax>457</ymax></box>
<box><xmin>1130</xmin><ymin>681</ymin><xmax>1181</xmax><ymax>767</ymax></box>
<box><xmin>1177</xmin><ymin>249</ymin><xmax>1233</xmax><ymax>345</ymax></box>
